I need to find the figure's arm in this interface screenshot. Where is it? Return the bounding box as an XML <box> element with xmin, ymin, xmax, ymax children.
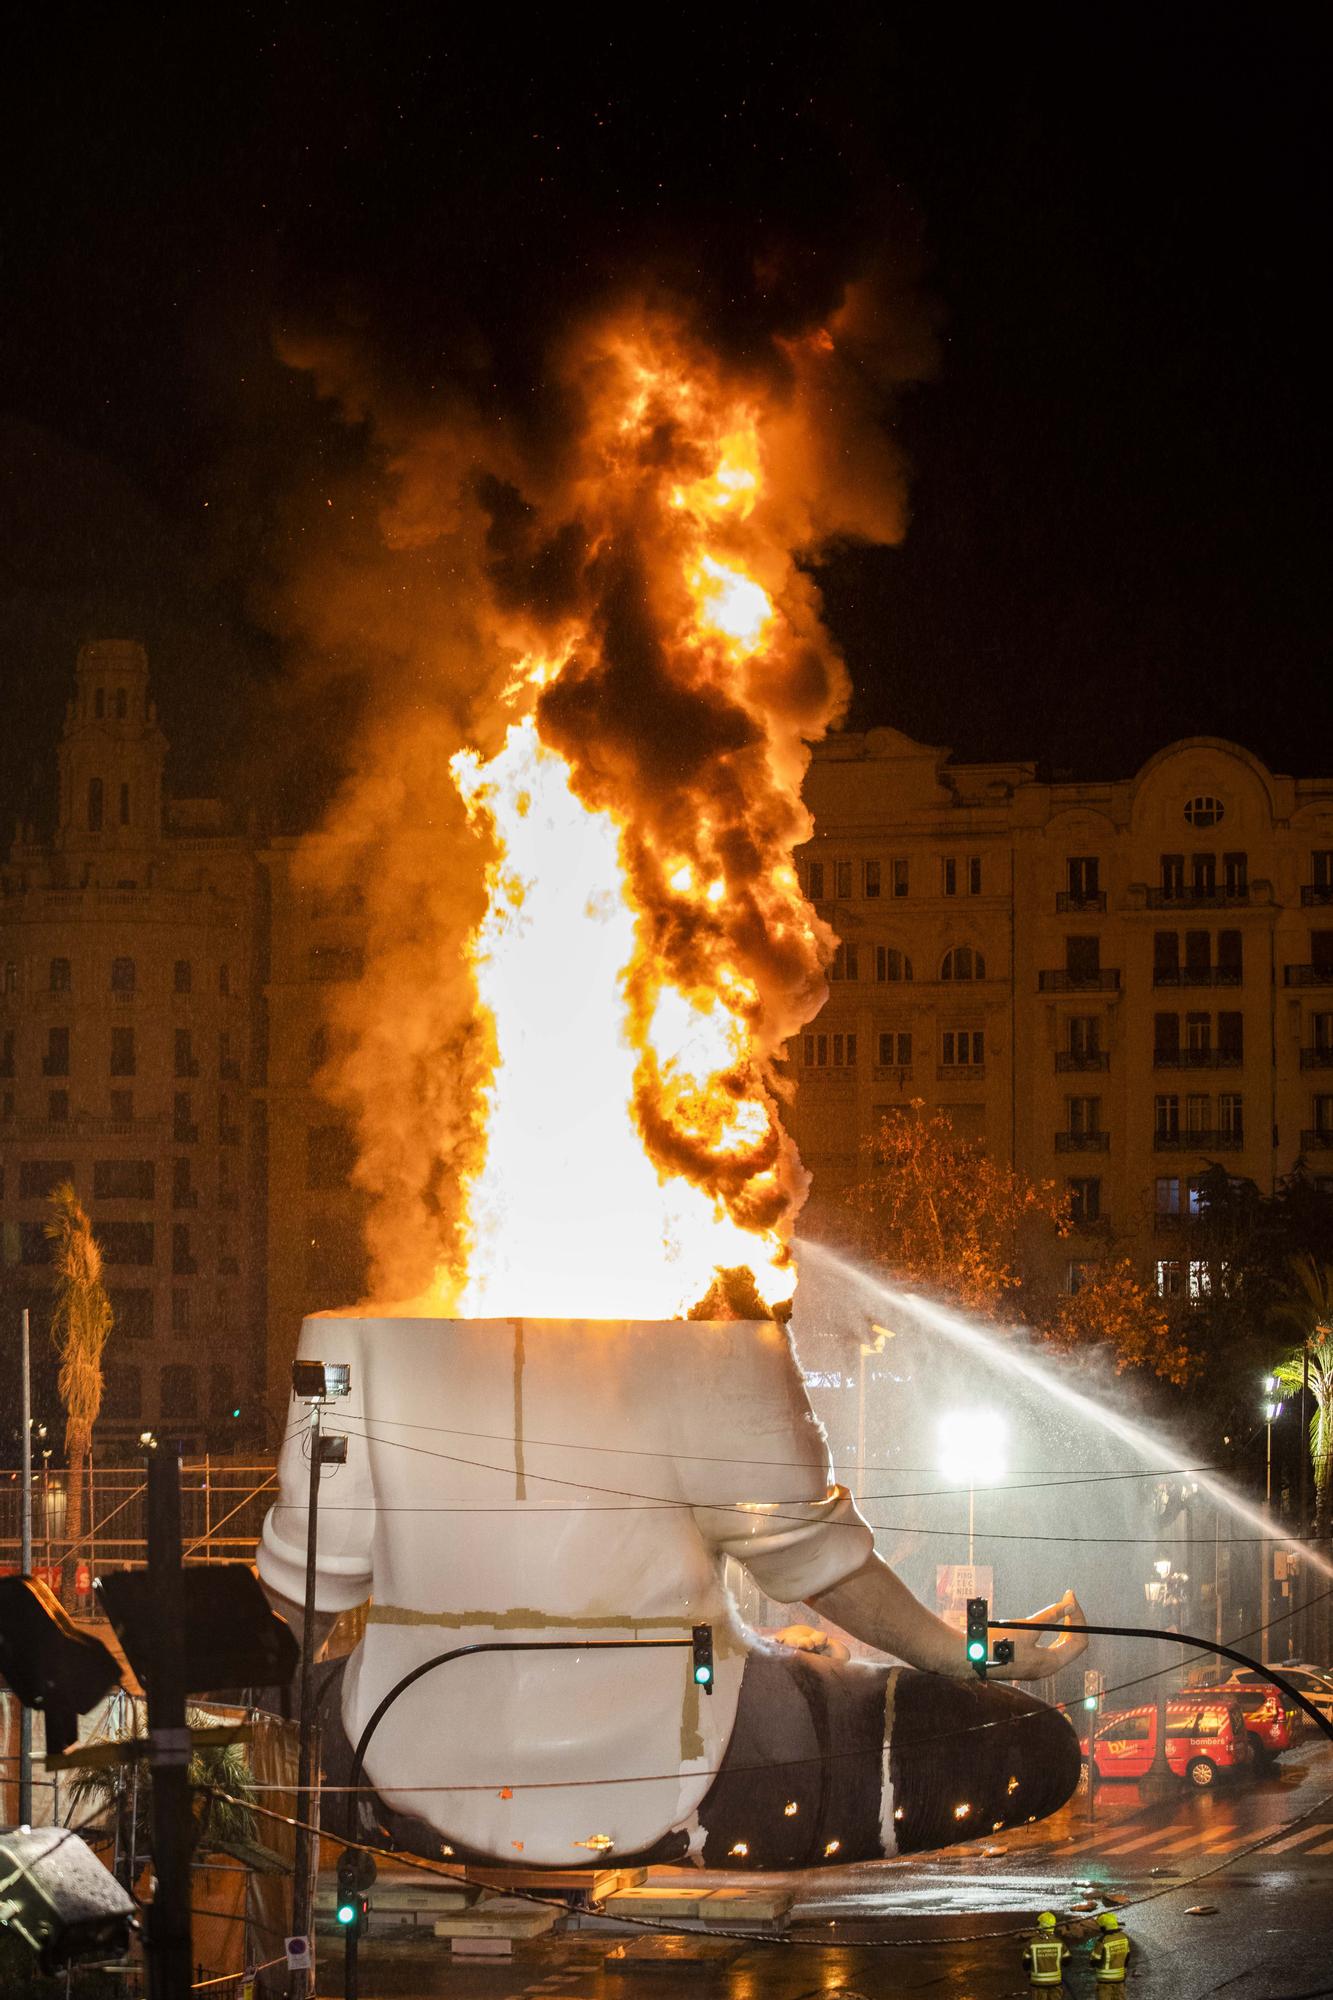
<box><xmin>808</xmin><ymin>1552</ymin><xmax>1088</xmax><ymax>1681</ymax></box>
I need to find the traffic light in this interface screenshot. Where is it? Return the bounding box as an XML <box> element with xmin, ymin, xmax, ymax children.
<box><xmin>336</xmin><ymin>1849</ymin><xmax>375</xmax><ymax>1936</ymax></box>
<box><xmin>966</xmin><ymin>1597</ymin><xmax>989</xmax><ymax>1676</ymax></box>
<box><xmin>691</xmin><ymin>1624</ymin><xmax>714</xmax><ymax>1694</ymax></box>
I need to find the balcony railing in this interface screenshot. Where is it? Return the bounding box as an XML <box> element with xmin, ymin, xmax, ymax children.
<box><xmin>871</xmin><ymin>1065</ymin><xmax>914</xmax><ymax>1085</ymax></box>
<box><xmin>1145</xmin><ymin>886</ymin><xmax>1250</xmax><ymax>908</ymax></box>
<box><xmin>1301</xmin><ymin>886</ymin><xmax>1333</xmax><ymax>906</ymax></box>
<box><xmin>1300</xmin><ymin>1048</ymin><xmax>1333</xmax><ymax>1069</ymax></box>
<box><xmin>1152</xmin><ymin>1048</ymin><xmax>1243</xmax><ymax>1069</ymax></box>
<box><xmin>1153</xmin><ymin>967</ymin><xmax>1243</xmax><ymax>988</ymax></box>
<box><xmin>1038</xmin><ymin>969</ymin><xmax>1121</xmax><ymax>993</ymax></box>
<box><xmin>1285</xmin><ymin>965</ymin><xmax>1333</xmax><ymax>988</ymax></box>
<box><xmin>1056</xmin><ymin>890</ymin><xmax>1107</xmax><ymax>912</ymax></box>
<box><xmin>1055</xmin><ymin>1051</ymin><xmax>1110</xmax><ymax>1071</ymax></box>
<box><xmin>1300</xmin><ymin>1129</ymin><xmax>1333</xmax><ymax>1152</ymax></box>
<box><xmin>937</xmin><ymin>1063</ymin><xmax>986</xmax><ymax>1082</ymax></box>
<box><xmin>1055</xmin><ymin>1131</ymin><xmax>1110</xmax><ymax>1152</ymax></box>
<box><xmin>1153</xmin><ymin>1127</ymin><xmax>1244</xmax><ymax>1151</ymax></box>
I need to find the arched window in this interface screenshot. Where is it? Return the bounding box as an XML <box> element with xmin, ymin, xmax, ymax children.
<box><xmin>941</xmin><ymin>945</ymin><xmax>986</xmax><ymax>981</ymax></box>
<box><xmin>875</xmin><ymin>946</ymin><xmax>913</xmax><ymax>982</ymax></box>
<box><xmin>1184</xmin><ymin>795</ymin><xmax>1224</xmax><ymax>828</ymax></box>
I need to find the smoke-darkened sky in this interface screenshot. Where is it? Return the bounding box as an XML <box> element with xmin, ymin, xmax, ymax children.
<box><xmin>2</xmin><ymin>10</ymin><xmax>1329</xmax><ymax>827</ymax></box>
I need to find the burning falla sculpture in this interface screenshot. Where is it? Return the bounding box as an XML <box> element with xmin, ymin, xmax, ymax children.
<box><xmin>260</xmin><ymin>301</ymin><xmax>1084</xmax><ymax>1867</ymax></box>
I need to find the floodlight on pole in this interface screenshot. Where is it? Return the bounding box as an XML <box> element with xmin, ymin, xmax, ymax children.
<box><xmin>937</xmin><ymin>1409</ymin><xmax>1007</xmax><ymax>1567</ymax></box>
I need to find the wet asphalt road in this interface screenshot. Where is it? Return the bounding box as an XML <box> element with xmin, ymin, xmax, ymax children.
<box><xmin>317</xmin><ymin>1739</ymin><xmax>1333</xmax><ymax>1999</ymax></box>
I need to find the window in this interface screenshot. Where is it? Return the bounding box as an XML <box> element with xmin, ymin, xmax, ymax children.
<box><xmin>1160</xmin><ymin>854</ymin><xmax>1185</xmax><ymax>897</ymax></box>
<box><xmin>1184</xmin><ymin>1092</ymin><xmax>1209</xmax><ymax>1133</ymax></box>
<box><xmin>174</xmin><ymin>1029</ymin><xmax>196</xmax><ymax>1077</ymax></box>
<box><xmin>219</xmin><ymin>1031</ymin><xmax>240</xmax><ymax>1079</ymax></box>
<box><xmin>1156</xmin><ymin>1258</ymin><xmax>1184</xmax><ymax>1299</ymax></box>
<box><xmin>1185</xmin><ymin>795</ymin><xmax>1225</xmax><ymax>828</ymax></box>
<box><xmin>833</xmin><ymin>861</ymin><xmax>853</xmax><ymax>899</ymax></box>
<box><xmin>108</xmin><ymin>1288</ymin><xmax>153</xmax><ymax>1341</ymax></box>
<box><xmin>1065</xmin><ymin>936</ymin><xmax>1100</xmax><ymax>983</ymax></box>
<box><xmin>1067</xmin><ymin>1259</ymin><xmax>1099</xmax><ymax>1293</ymax></box>
<box><xmin>1223</xmin><ymin>852</ymin><xmax>1247</xmax><ymax>897</ymax></box>
<box><xmin>0</xmin><ymin>1030</ymin><xmax>12</xmax><ymax>1077</ymax></box>
<box><xmin>877</xmin><ymin>1031</ymin><xmax>912</xmax><ymax>1067</ymax></box>
<box><xmin>1184</xmin><ymin>930</ymin><xmax>1210</xmax><ymax>979</ymax></box>
<box><xmin>172</xmin><ymin>1223</ymin><xmax>195</xmax><ymax>1274</ymax></box>
<box><xmin>801</xmin><ymin>1032</ymin><xmax>858</xmax><ymax>1068</ymax></box>
<box><xmin>1067</xmin><ymin>857</ymin><xmax>1100</xmax><ymax>899</ymax></box>
<box><xmin>875</xmin><ymin>946</ymin><xmax>913</xmax><ymax>982</ymax></box>
<box><xmin>114</xmin><ymin>687</ymin><xmax>127</xmax><ymax>721</ymax></box>
<box><xmin>49</xmin><ymin>957</ymin><xmax>70</xmax><ymax>993</ymax></box>
<box><xmin>1068</xmin><ymin>1016</ymin><xmax>1100</xmax><ymax>1059</ymax></box>
<box><xmin>43</xmin><ymin>1027</ymin><xmax>70</xmax><ymax>1077</ymax></box>
<box><xmin>1188</xmin><ymin>1259</ymin><xmax>1212</xmax><ymax>1301</ymax></box>
<box><xmin>218</xmin><ymin>963</ymin><xmax>231</xmax><ymax>997</ymax></box>
<box><xmin>1067</xmin><ymin>1095</ymin><xmax>1100</xmax><ymax>1137</ymax></box>
<box><xmin>160</xmin><ymin>1364</ymin><xmax>198</xmax><ymax>1421</ymax></box>
<box><xmin>968</xmin><ymin>857</ymin><xmax>982</xmax><ymax>895</ymax></box>
<box><xmin>941</xmin><ymin>945</ymin><xmax>985</xmax><ymax>981</ymax></box>
<box><xmin>892</xmin><ymin>858</ymin><xmax>909</xmax><ymax>898</ymax></box>
<box><xmin>171</xmin><ymin>1290</ymin><xmax>190</xmax><ymax>1335</ymax></box>
<box><xmin>1218</xmin><ymin>1092</ymin><xmax>1243</xmax><ymax>1139</ymax></box>
<box><xmin>1313</xmin><ymin>931</ymin><xmax>1333</xmax><ymax>972</ymax></box>
<box><xmin>941</xmin><ymin>1029</ymin><xmax>984</xmax><ymax>1067</ymax></box>
<box><xmin>102</xmin><ymin>1365</ymin><xmax>142</xmax><ymax>1420</ymax></box>
<box><xmin>173</xmin><ymin>1092</ymin><xmax>197</xmax><ymax>1142</ymax></box>
<box><xmin>1154</xmin><ymin>1013</ymin><xmax>1180</xmax><ymax>1061</ymax></box>
<box><xmin>218</xmin><ymin>1092</ymin><xmax>241</xmax><ymax>1143</ymax></box>
<box><xmin>1314</xmin><ymin>851</ymin><xmax>1333</xmax><ymax>893</ymax></box>
<box><xmin>1218</xmin><ymin>1011</ymin><xmax>1243</xmax><ymax>1060</ymax></box>
<box><xmin>172</xmin><ymin>1157</ymin><xmax>195</xmax><ymax>1206</ymax></box>
<box><xmin>119</xmin><ymin>782</ymin><xmax>130</xmax><ymax>826</ymax></box>
<box><xmin>1314</xmin><ymin>1012</ymin><xmax>1333</xmax><ymax>1054</ymax></box>
<box><xmin>110</xmin><ymin>1026</ymin><xmax>136</xmax><ymax>1076</ymax></box>
<box><xmin>829</xmin><ymin>942</ymin><xmax>859</xmax><ymax>981</ymax></box>
<box><xmin>1191</xmin><ymin>853</ymin><xmax>1216</xmax><ymax>897</ymax></box>
<box><xmin>48</xmin><ymin>1090</ymin><xmax>69</xmax><ymax>1123</ymax></box>
<box><xmin>863</xmin><ymin>859</ymin><xmax>881</xmax><ymax>899</ymax></box>
<box><xmin>307</xmin><ymin>1122</ymin><xmax>357</xmax><ymax>1190</ymax></box>
<box><xmin>1155</xmin><ymin>1094</ymin><xmax>1180</xmax><ymax>1139</ymax></box>
<box><xmin>943</xmin><ymin>858</ymin><xmax>957</xmax><ymax>896</ymax></box>
<box><xmin>19</xmin><ymin>1160</ymin><xmax>74</xmax><ymax>1200</ymax></box>
<box><xmin>88</xmin><ymin>778</ymin><xmax>104</xmax><ymax>832</ymax></box>
<box><xmin>307</xmin><ymin>1026</ymin><xmax>329</xmax><ymax>1077</ymax></box>
<box><xmin>1217</xmin><ymin>929</ymin><xmax>1243</xmax><ymax>979</ymax></box>
<box><xmin>93</xmin><ymin>1160</ymin><xmax>154</xmax><ymax>1200</ymax></box>
<box><xmin>110</xmin><ymin>956</ymin><xmax>135</xmax><ymax>994</ymax></box>
<box><xmin>109</xmin><ymin>1088</ymin><xmax>133</xmax><ymax>1124</ymax></box>
<box><xmin>805</xmin><ymin>860</ymin><xmax>825</xmax><ymax>900</ymax></box>
<box><xmin>99</xmin><ymin>1221</ymin><xmax>154</xmax><ymax>1265</ymax></box>
<box><xmin>173</xmin><ymin>958</ymin><xmax>192</xmax><ymax>994</ymax></box>
<box><xmin>1154</xmin><ymin>931</ymin><xmax>1180</xmax><ymax>980</ymax></box>
<box><xmin>1185</xmin><ymin>1011</ymin><xmax>1211</xmax><ymax>1056</ymax></box>
<box><xmin>1155</xmin><ymin>1176</ymin><xmax>1181</xmax><ymax>1217</ymax></box>
<box><xmin>1315</xmin><ymin>1095</ymin><xmax>1333</xmax><ymax>1138</ymax></box>
<box><xmin>1067</xmin><ymin>1177</ymin><xmax>1101</xmax><ymax>1224</ymax></box>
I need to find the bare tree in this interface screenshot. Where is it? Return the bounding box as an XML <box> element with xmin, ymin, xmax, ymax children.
<box><xmin>45</xmin><ymin>1181</ymin><xmax>113</xmax><ymax>1599</ymax></box>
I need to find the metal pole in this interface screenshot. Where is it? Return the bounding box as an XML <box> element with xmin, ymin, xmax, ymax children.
<box><xmin>19</xmin><ymin>1308</ymin><xmax>33</xmax><ymax>1824</ymax></box>
<box><xmin>290</xmin><ymin>1402</ymin><xmax>323</xmax><ymax>1999</ymax></box>
<box><xmin>144</xmin><ymin>1449</ymin><xmax>192</xmax><ymax>2000</ymax></box>
<box><xmin>1261</xmin><ymin>1419</ymin><xmax>1272</xmax><ymax>1652</ymax></box>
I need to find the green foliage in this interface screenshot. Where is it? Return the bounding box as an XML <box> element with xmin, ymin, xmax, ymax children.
<box><xmin>67</xmin><ymin>1705</ymin><xmax>258</xmax><ymax>1865</ymax></box>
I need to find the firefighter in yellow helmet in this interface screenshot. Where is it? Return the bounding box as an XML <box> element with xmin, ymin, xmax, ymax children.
<box><xmin>1021</xmin><ymin>1911</ymin><xmax>1069</xmax><ymax>1989</ymax></box>
<box><xmin>1089</xmin><ymin>1910</ymin><xmax>1131</xmax><ymax>1987</ymax></box>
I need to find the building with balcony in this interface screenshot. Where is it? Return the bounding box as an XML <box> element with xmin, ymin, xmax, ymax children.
<box><xmin>790</xmin><ymin>730</ymin><xmax>1333</xmax><ymax>1303</ymax></box>
<box><xmin>0</xmin><ymin>643</ymin><xmax>262</xmax><ymax>1447</ymax></box>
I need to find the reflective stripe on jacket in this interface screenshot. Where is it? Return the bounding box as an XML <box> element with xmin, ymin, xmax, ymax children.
<box><xmin>1090</xmin><ymin>1932</ymin><xmax>1131</xmax><ymax>1981</ymax></box>
<box><xmin>1022</xmin><ymin>1936</ymin><xmax>1068</xmax><ymax>1984</ymax></box>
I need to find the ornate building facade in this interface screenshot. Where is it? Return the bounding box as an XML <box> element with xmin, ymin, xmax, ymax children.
<box><xmin>791</xmin><ymin>728</ymin><xmax>1333</xmax><ymax>1298</ymax></box>
<box><xmin>0</xmin><ymin>643</ymin><xmax>262</xmax><ymax>1446</ymax></box>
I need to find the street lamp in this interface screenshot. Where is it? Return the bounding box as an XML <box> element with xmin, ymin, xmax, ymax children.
<box><xmin>937</xmin><ymin>1409</ymin><xmax>1007</xmax><ymax>1567</ymax></box>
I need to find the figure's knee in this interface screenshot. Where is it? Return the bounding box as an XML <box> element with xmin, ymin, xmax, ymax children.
<box><xmin>886</xmin><ymin>1671</ymin><xmax>1080</xmax><ymax>1855</ymax></box>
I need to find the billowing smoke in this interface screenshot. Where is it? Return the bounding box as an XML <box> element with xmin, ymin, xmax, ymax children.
<box><xmin>271</xmin><ymin>254</ymin><xmax>933</xmax><ymax>1313</ymax></box>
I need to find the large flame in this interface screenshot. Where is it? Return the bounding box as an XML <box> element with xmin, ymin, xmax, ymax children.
<box><xmin>441</xmin><ymin>326</ymin><xmax>835</xmax><ymax>1318</ymax></box>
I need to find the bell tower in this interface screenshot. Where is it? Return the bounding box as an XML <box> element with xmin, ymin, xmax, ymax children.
<box><xmin>56</xmin><ymin>640</ymin><xmax>167</xmax><ymax>867</ymax></box>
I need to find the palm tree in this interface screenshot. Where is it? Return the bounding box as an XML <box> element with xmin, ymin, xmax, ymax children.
<box><xmin>68</xmin><ymin>1702</ymin><xmax>259</xmax><ymax>1878</ymax></box>
<box><xmin>1272</xmin><ymin>1255</ymin><xmax>1333</xmax><ymax>1545</ymax></box>
<box><xmin>45</xmin><ymin>1181</ymin><xmax>113</xmax><ymax>1599</ymax></box>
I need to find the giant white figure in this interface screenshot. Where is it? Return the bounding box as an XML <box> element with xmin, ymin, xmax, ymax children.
<box><xmin>259</xmin><ymin>1313</ymin><xmax>1085</xmax><ymax>1869</ymax></box>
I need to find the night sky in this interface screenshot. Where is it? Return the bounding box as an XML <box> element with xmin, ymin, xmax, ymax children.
<box><xmin>3</xmin><ymin>12</ymin><xmax>1329</xmax><ymax>827</ymax></box>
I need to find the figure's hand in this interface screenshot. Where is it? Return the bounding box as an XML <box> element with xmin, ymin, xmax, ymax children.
<box><xmin>767</xmin><ymin>1622</ymin><xmax>851</xmax><ymax>1663</ymax></box>
<box><xmin>986</xmin><ymin>1590</ymin><xmax>1089</xmax><ymax>1681</ymax></box>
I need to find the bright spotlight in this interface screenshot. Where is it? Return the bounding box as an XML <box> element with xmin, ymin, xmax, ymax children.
<box><xmin>937</xmin><ymin>1409</ymin><xmax>1008</xmax><ymax>1484</ymax></box>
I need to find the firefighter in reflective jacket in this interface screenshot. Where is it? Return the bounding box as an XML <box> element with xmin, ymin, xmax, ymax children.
<box><xmin>1022</xmin><ymin>1911</ymin><xmax>1069</xmax><ymax>1987</ymax></box>
<box><xmin>1089</xmin><ymin>1911</ymin><xmax>1131</xmax><ymax>1985</ymax></box>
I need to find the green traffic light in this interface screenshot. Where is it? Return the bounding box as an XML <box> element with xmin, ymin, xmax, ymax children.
<box><xmin>1083</xmin><ymin>1695</ymin><xmax>1098</xmax><ymax>1709</ymax></box>
<box><xmin>336</xmin><ymin>1902</ymin><xmax>356</xmax><ymax>1926</ymax></box>
<box><xmin>694</xmin><ymin>1664</ymin><xmax>712</xmax><ymax>1685</ymax></box>
<box><xmin>967</xmin><ymin>1640</ymin><xmax>986</xmax><ymax>1662</ymax></box>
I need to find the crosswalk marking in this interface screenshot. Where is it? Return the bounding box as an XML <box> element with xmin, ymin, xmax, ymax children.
<box><xmin>1307</xmin><ymin>1835</ymin><xmax>1333</xmax><ymax>1855</ymax></box>
<box><xmin>1263</xmin><ymin>1826</ymin><xmax>1330</xmax><ymax>1854</ymax></box>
